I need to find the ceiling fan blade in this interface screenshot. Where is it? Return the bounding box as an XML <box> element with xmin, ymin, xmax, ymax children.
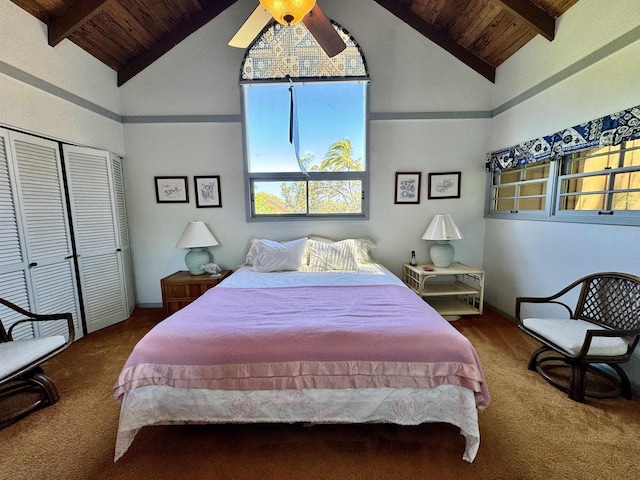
<box><xmin>302</xmin><ymin>4</ymin><xmax>346</xmax><ymax>58</ymax></box>
<box><xmin>228</xmin><ymin>5</ymin><xmax>273</xmax><ymax>48</ymax></box>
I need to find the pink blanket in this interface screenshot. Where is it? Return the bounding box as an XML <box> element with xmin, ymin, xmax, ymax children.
<box><xmin>114</xmin><ymin>285</ymin><xmax>490</xmax><ymax>408</ymax></box>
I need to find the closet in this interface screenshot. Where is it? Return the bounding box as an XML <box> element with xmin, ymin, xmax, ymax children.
<box><xmin>0</xmin><ymin>128</ymin><xmax>134</xmax><ymax>339</ymax></box>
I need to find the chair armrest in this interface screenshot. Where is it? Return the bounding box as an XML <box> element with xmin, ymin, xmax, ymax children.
<box><xmin>578</xmin><ymin>327</ymin><xmax>640</xmax><ymax>359</ymax></box>
<box><xmin>515</xmin><ymin>296</ymin><xmax>574</xmax><ymax>325</ymax></box>
<box><xmin>1</xmin><ymin>298</ymin><xmax>75</xmax><ymax>346</ymax></box>
<box><xmin>514</xmin><ymin>276</ymin><xmax>591</xmax><ymax>324</ymax></box>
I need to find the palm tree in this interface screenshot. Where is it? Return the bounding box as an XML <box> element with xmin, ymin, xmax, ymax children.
<box><xmin>316</xmin><ymin>138</ymin><xmax>363</xmax><ymax>172</ymax></box>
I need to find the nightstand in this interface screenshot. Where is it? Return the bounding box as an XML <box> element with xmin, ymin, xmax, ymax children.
<box><xmin>160</xmin><ymin>270</ymin><xmax>232</xmax><ymax>315</ymax></box>
<box><xmin>403</xmin><ymin>262</ymin><xmax>484</xmax><ymax>317</ymax></box>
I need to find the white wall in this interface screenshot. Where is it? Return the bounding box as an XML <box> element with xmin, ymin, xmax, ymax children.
<box><xmin>485</xmin><ymin>0</ymin><xmax>640</xmax><ymax>387</ymax></box>
<box><xmin>0</xmin><ymin>2</ymin><xmax>124</xmax><ymax>153</ymax></box>
<box><xmin>120</xmin><ymin>0</ymin><xmax>492</xmax><ymax>305</ymax></box>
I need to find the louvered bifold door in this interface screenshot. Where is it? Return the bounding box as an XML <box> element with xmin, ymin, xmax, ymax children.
<box><xmin>7</xmin><ymin>131</ymin><xmax>82</xmax><ymax>340</ymax></box>
<box><xmin>63</xmin><ymin>145</ymin><xmax>127</xmax><ymax>333</ymax></box>
<box><xmin>111</xmin><ymin>154</ymin><xmax>136</xmax><ymax>315</ymax></box>
<box><xmin>0</xmin><ymin>129</ymin><xmax>34</xmax><ymax>339</ymax></box>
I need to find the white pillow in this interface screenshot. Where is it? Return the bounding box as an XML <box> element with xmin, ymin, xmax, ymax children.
<box><xmin>307</xmin><ymin>239</ymin><xmax>361</xmax><ymax>271</ymax></box>
<box><xmin>308</xmin><ymin>236</ymin><xmax>376</xmax><ymax>264</ymax></box>
<box><xmin>352</xmin><ymin>238</ymin><xmax>376</xmax><ymax>263</ymax></box>
<box><xmin>251</xmin><ymin>238</ymin><xmax>308</xmax><ymax>272</ymax></box>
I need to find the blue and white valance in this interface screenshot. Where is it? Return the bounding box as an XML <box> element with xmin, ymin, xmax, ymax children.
<box><xmin>486</xmin><ymin>105</ymin><xmax>640</xmax><ymax>171</ymax></box>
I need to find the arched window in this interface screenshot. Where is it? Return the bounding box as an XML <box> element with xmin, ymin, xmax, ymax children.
<box><xmin>240</xmin><ymin>20</ymin><xmax>369</xmax><ymax>220</ymax></box>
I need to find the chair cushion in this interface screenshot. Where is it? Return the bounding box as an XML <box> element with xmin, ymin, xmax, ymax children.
<box><xmin>0</xmin><ymin>336</ymin><xmax>66</xmax><ymax>379</ymax></box>
<box><xmin>522</xmin><ymin>318</ymin><xmax>629</xmax><ymax>357</ymax></box>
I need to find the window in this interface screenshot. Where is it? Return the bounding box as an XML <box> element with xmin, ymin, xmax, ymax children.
<box><xmin>243</xmin><ymin>81</ymin><xmax>368</xmax><ymax>219</ymax></box>
<box><xmin>486</xmin><ymin>140</ymin><xmax>640</xmax><ymax>225</ymax></box>
<box><xmin>239</xmin><ymin>20</ymin><xmax>369</xmax><ymax>221</ymax></box>
<box><xmin>489</xmin><ymin>160</ymin><xmax>550</xmax><ymax>215</ymax></box>
<box><xmin>558</xmin><ymin>140</ymin><xmax>640</xmax><ymax>216</ymax></box>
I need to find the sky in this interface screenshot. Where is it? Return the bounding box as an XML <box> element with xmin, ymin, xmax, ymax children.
<box><xmin>244</xmin><ymin>80</ymin><xmax>367</xmax><ymax>173</ymax></box>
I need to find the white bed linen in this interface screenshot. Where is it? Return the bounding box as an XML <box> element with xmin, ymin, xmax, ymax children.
<box><xmin>220</xmin><ymin>264</ymin><xmax>406</xmax><ymax>288</ymax></box>
<box><xmin>115</xmin><ymin>265</ymin><xmax>484</xmax><ymax>462</ymax></box>
<box><xmin>116</xmin><ymin>385</ymin><xmax>479</xmax><ymax>462</ymax></box>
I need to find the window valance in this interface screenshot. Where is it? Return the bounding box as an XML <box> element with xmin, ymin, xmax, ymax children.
<box><xmin>486</xmin><ymin>105</ymin><xmax>640</xmax><ymax>171</ymax></box>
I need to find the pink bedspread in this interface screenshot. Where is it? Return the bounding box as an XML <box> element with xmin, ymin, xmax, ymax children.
<box><xmin>114</xmin><ymin>285</ymin><xmax>490</xmax><ymax>408</ymax></box>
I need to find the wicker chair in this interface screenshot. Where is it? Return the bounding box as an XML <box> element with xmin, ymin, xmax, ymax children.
<box><xmin>0</xmin><ymin>298</ymin><xmax>75</xmax><ymax>427</ymax></box>
<box><xmin>516</xmin><ymin>272</ymin><xmax>640</xmax><ymax>403</ymax></box>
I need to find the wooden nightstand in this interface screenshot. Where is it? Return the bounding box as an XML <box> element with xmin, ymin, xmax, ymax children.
<box><xmin>160</xmin><ymin>270</ymin><xmax>232</xmax><ymax>315</ymax></box>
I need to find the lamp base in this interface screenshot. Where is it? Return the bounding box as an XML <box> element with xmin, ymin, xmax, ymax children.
<box><xmin>430</xmin><ymin>241</ymin><xmax>455</xmax><ymax>268</ymax></box>
<box><xmin>184</xmin><ymin>247</ymin><xmax>211</xmax><ymax>275</ymax></box>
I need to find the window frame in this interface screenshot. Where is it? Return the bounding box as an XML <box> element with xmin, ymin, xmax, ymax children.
<box><xmin>485</xmin><ymin>141</ymin><xmax>640</xmax><ymax>226</ymax></box>
<box><xmin>242</xmin><ymin>80</ymin><xmax>370</xmax><ymax>222</ymax></box>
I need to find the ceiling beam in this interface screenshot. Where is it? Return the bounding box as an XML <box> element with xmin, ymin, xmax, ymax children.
<box><xmin>495</xmin><ymin>0</ymin><xmax>555</xmax><ymax>41</ymax></box>
<box><xmin>48</xmin><ymin>0</ymin><xmax>113</xmax><ymax>47</ymax></box>
<box><xmin>372</xmin><ymin>0</ymin><xmax>495</xmax><ymax>82</ymax></box>
<box><xmin>117</xmin><ymin>0</ymin><xmax>238</xmax><ymax>87</ymax></box>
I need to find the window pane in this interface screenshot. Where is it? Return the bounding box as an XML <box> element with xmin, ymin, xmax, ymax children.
<box><xmin>494</xmin><ymin>198</ymin><xmax>515</xmax><ymax>211</ymax></box>
<box><xmin>612</xmin><ymin>191</ymin><xmax>640</xmax><ymax>210</ymax></box>
<box><xmin>495</xmin><ymin>185</ymin><xmax>516</xmax><ymax>198</ymax></box>
<box><xmin>562</xmin><ymin>175</ymin><xmax>609</xmax><ymax>194</ymax></box>
<box><xmin>495</xmin><ymin>169</ymin><xmax>520</xmax><ymax>185</ymax></box>
<box><xmin>245</xmin><ymin>82</ymin><xmax>366</xmax><ymax>174</ymax></box>
<box><xmin>520</xmin><ymin>182</ymin><xmax>546</xmax><ymax>196</ymax></box>
<box><xmin>308</xmin><ymin>180</ymin><xmax>362</xmax><ymax>214</ymax></box>
<box><xmin>623</xmin><ymin>141</ymin><xmax>640</xmax><ymax>167</ymax></box>
<box><xmin>561</xmin><ymin>194</ymin><xmax>605</xmax><ymax>211</ymax></box>
<box><xmin>253</xmin><ymin>181</ymin><xmax>306</xmax><ymax>215</ymax></box>
<box><xmin>523</xmin><ymin>163</ymin><xmax>549</xmax><ymax>180</ymax></box>
<box><xmin>518</xmin><ymin>197</ymin><xmax>546</xmax><ymax>210</ymax></box>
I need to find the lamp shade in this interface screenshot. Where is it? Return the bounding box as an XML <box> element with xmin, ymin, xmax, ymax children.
<box><xmin>260</xmin><ymin>0</ymin><xmax>316</xmax><ymax>25</ymax></box>
<box><xmin>175</xmin><ymin>221</ymin><xmax>219</xmax><ymax>248</ymax></box>
<box><xmin>422</xmin><ymin>214</ymin><xmax>463</xmax><ymax>241</ymax></box>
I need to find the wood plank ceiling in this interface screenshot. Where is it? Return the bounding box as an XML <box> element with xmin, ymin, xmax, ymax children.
<box><xmin>10</xmin><ymin>0</ymin><xmax>580</xmax><ymax>86</ymax></box>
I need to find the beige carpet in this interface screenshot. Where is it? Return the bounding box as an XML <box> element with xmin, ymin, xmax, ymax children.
<box><xmin>2</xmin><ymin>308</ymin><xmax>639</xmax><ymax>480</ymax></box>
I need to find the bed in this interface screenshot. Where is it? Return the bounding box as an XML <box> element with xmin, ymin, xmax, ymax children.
<box><xmin>113</xmin><ymin>238</ymin><xmax>490</xmax><ymax>462</ymax></box>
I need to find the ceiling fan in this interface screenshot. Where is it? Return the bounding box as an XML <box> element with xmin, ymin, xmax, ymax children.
<box><xmin>229</xmin><ymin>0</ymin><xmax>347</xmax><ymax>58</ymax></box>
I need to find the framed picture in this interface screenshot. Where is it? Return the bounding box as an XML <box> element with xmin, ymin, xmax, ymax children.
<box><xmin>154</xmin><ymin>176</ymin><xmax>188</xmax><ymax>203</ymax></box>
<box><xmin>428</xmin><ymin>172</ymin><xmax>461</xmax><ymax>199</ymax></box>
<box><xmin>394</xmin><ymin>172</ymin><xmax>422</xmax><ymax>204</ymax></box>
<box><xmin>194</xmin><ymin>175</ymin><xmax>222</xmax><ymax>208</ymax></box>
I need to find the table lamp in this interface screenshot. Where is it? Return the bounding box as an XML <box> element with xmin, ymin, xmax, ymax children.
<box><xmin>175</xmin><ymin>220</ymin><xmax>219</xmax><ymax>275</ymax></box>
<box><xmin>422</xmin><ymin>214</ymin><xmax>463</xmax><ymax>267</ymax></box>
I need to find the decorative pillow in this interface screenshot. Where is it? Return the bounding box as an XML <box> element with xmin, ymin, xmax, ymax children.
<box><xmin>308</xmin><ymin>235</ymin><xmax>335</xmax><ymax>244</ymax></box>
<box><xmin>251</xmin><ymin>238</ymin><xmax>308</xmax><ymax>272</ymax></box>
<box><xmin>307</xmin><ymin>239</ymin><xmax>361</xmax><ymax>271</ymax></box>
<box><xmin>352</xmin><ymin>238</ymin><xmax>376</xmax><ymax>263</ymax></box>
<box><xmin>307</xmin><ymin>236</ymin><xmax>376</xmax><ymax>264</ymax></box>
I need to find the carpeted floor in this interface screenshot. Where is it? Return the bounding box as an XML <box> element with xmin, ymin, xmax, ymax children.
<box><xmin>2</xmin><ymin>308</ymin><xmax>639</xmax><ymax>480</ymax></box>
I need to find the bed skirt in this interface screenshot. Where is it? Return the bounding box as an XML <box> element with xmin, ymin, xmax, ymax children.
<box><xmin>115</xmin><ymin>384</ymin><xmax>480</xmax><ymax>463</ymax></box>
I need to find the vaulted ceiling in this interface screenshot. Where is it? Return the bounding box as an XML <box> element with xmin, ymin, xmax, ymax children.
<box><xmin>10</xmin><ymin>0</ymin><xmax>580</xmax><ymax>86</ymax></box>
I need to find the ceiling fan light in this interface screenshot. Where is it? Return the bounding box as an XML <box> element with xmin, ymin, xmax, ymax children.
<box><xmin>259</xmin><ymin>0</ymin><xmax>316</xmax><ymax>26</ymax></box>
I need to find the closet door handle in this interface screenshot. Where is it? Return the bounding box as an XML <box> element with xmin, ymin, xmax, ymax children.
<box><xmin>28</xmin><ymin>262</ymin><xmax>38</xmax><ymax>268</ymax></box>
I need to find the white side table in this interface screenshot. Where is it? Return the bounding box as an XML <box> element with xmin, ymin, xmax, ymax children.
<box><xmin>403</xmin><ymin>262</ymin><xmax>484</xmax><ymax>317</ymax></box>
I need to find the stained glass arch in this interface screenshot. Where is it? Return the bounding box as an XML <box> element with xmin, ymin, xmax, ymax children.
<box><xmin>240</xmin><ymin>20</ymin><xmax>369</xmax><ymax>82</ymax></box>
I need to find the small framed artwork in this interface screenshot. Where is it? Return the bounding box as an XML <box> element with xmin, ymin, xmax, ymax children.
<box><xmin>155</xmin><ymin>176</ymin><xmax>189</xmax><ymax>203</ymax></box>
<box><xmin>394</xmin><ymin>172</ymin><xmax>422</xmax><ymax>204</ymax></box>
<box><xmin>428</xmin><ymin>172</ymin><xmax>461</xmax><ymax>199</ymax></box>
<box><xmin>194</xmin><ymin>175</ymin><xmax>222</xmax><ymax>208</ymax></box>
